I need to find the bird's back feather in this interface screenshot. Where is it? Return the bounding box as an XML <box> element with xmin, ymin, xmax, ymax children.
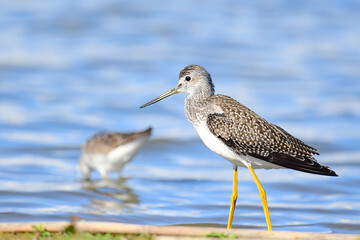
<box><xmin>206</xmin><ymin>95</ymin><xmax>337</xmax><ymax>176</ymax></box>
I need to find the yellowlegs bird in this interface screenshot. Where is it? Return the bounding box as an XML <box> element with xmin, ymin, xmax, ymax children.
<box><xmin>140</xmin><ymin>65</ymin><xmax>337</xmax><ymax>231</ymax></box>
<box><xmin>79</xmin><ymin>127</ymin><xmax>152</xmax><ymax>181</ymax></box>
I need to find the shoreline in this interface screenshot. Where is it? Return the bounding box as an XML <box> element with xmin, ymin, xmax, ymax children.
<box><xmin>0</xmin><ymin>222</ymin><xmax>358</xmax><ymax>240</ymax></box>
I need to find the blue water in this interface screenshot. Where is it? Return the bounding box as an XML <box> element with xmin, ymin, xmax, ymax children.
<box><xmin>0</xmin><ymin>0</ymin><xmax>360</xmax><ymax>234</ymax></box>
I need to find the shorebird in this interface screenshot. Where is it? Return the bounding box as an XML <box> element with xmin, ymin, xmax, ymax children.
<box><xmin>140</xmin><ymin>65</ymin><xmax>337</xmax><ymax>231</ymax></box>
<box><xmin>79</xmin><ymin>127</ymin><xmax>152</xmax><ymax>181</ymax></box>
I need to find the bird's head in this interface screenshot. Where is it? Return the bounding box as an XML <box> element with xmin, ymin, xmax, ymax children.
<box><xmin>140</xmin><ymin>64</ymin><xmax>214</xmax><ymax>108</ymax></box>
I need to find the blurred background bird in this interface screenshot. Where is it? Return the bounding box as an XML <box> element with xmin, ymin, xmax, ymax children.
<box><xmin>79</xmin><ymin>127</ymin><xmax>152</xmax><ymax>181</ymax></box>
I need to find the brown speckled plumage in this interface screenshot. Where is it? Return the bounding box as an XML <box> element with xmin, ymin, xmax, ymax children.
<box><xmin>79</xmin><ymin>127</ymin><xmax>152</xmax><ymax>180</ymax></box>
<box><xmin>82</xmin><ymin>127</ymin><xmax>152</xmax><ymax>154</ymax></box>
<box><xmin>181</xmin><ymin>65</ymin><xmax>337</xmax><ymax>176</ymax></box>
<box><xmin>140</xmin><ymin>64</ymin><xmax>338</xmax><ymax>230</ymax></box>
<box><xmin>205</xmin><ymin>95</ymin><xmax>336</xmax><ymax>176</ymax></box>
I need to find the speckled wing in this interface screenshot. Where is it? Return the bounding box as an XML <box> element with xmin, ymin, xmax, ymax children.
<box><xmin>207</xmin><ymin>95</ymin><xmax>337</xmax><ymax>176</ymax></box>
<box><xmin>83</xmin><ymin>127</ymin><xmax>152</xmax><ymax>154</ymax></box>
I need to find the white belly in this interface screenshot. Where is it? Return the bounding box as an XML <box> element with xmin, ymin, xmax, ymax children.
<box><xmin>82</xmin><ymin>136</ymin><xmax>149</xmax><ymax>173</ymax></box>
<box><xmin>107</xmin><ymin>136</ymin><xmax>148</xmax><ymax>165</ymax></box>
<box><xmin>194</xmin><ymin>123</ymin><xmax>283</xmax><ymax>169</ymax></box>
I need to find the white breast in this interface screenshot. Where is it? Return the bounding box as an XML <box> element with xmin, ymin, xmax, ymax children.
<box><xmin>194</xmin><ymin>122</ymin><xmax>283</xmax><ymax>169</ymax></box>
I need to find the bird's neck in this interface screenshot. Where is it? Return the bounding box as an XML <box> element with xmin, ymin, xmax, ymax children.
<box><xmin>184</xmin><ymin>87</ymin><xmax>214</xmax><ymax>125</ymax></box>
<box><xmin>187</xmin><ymin>86</ymin><xmax>214</xmax><ymax>104</ymax></box>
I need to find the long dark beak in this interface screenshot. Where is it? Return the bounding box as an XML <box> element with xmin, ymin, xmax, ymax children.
<box><xmin>140</xmin><ymin>85</ymin><xmax>180</xmax><ymax>108</ymax></box>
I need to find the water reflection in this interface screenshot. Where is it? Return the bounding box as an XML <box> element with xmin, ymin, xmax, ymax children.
<box><xmin>81</xmin><ymin>178</ymin><xmax>139</xmax><ymax>214</ymax></box>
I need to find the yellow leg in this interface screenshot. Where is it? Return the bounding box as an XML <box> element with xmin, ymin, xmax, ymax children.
<box><xmin>103</xmin><ymin>174</ymin><xmax>109</xmax><ymax>182</ymax></box>
<box><xmin>247</xmin><ymin>166</ymin><xmax>272</xmax><ymax>231</ymax></box>
<box><xmin>227</xmin><ymin>166</ymin><xmax>238</xmax><ymax>229</ymax></box>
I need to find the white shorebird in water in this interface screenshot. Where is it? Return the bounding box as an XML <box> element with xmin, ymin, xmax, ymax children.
<box><xmin>140</xmin><ymin>64</ymin><xmax>337</xmax><ymax>230</ymax></box>
<box><xmin>79</xmin><ymin>127</ymin><xmax>152</xmax><ymax>181</ymax></box>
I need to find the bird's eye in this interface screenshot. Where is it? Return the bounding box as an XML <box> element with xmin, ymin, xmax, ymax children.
<box><xmin>185</xmin><ymin>76</ymin><xmax>191</xmax><ymax>81</ymax></box>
